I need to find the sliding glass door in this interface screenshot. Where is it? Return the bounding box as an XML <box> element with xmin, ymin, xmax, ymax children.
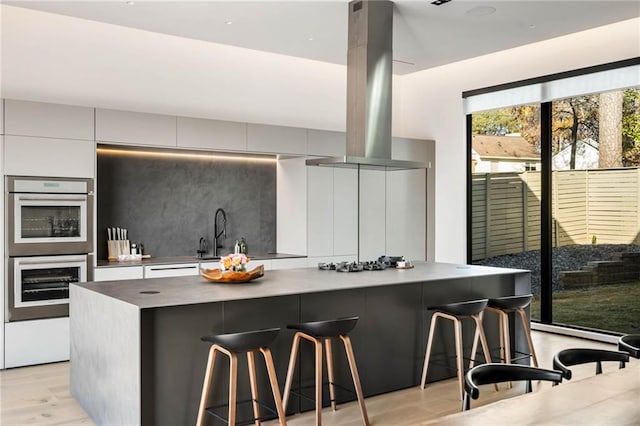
<box><xmin>470</xmin><ymin>105</ymin><xmax>542</xmax><ymax>321</ymax></box>
<box><xmin>466</xmin><ymin>60</ymin><xmax>640</xmax><ymax>335</ymax></box>
<box><xmin>551</xmin><ymin>90</ymin><xmax>640</xmax><ymax>334</ymax></box>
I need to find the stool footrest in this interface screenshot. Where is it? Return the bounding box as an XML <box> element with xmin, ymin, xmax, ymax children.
<box><xmin>289</xmin><ymin>381</ymin><xmax>357</xmax><ymax>405</ymax></box>
<box><xmin>205</xmin><ymin>398</ymin><xmax>278</xmax><ymax>425</ymax></box>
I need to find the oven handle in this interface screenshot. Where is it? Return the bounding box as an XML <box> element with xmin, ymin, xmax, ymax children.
<box><xmin>16</xmin><ymin>258</ymin><xmax>86</xmax><ymax>266</ymax></box>
<box><xmin>16</xmin><ymin>194</ymin><xmax>88</xmax><ymax>202</ymax></box>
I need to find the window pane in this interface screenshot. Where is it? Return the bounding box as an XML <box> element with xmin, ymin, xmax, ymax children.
<box><xmin>470</xmin><ymin>105</ymin><xmax>542</xmax><ymax>321</ymax></box>
<box><xmin>551</xmin><ymin>88</ymin><xmax>640</xmax><ymax>334</ymax></box>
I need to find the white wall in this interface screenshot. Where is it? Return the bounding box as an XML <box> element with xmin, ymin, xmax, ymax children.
<box><xmin>399</xmin><ymin>18</ymin><xmax>640</xmax><ymax>263</ymax></box>
<box><xmin>2</xmin><ymin>5</ymin><xmax>638</xmax><ymax>264</ymax></box>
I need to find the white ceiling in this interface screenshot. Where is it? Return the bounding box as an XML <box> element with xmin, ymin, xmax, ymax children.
<box><xmin>6</xmin><ymin>0</ymin><xmax>640</xmax><ymax>75</ymax></box>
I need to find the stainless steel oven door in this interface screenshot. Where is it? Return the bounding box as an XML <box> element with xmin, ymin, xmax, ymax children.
<box><xmin>7</xmin><ymin>254</ymin><xmax>90</xmax><ymax>322</ymax></box>
<box><xmin>7</xmin><ymin>177</ymin><xmax>94</xmax><ymax>256</ymax></box>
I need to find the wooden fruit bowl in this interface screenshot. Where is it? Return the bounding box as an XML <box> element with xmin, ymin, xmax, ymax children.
<box><xmin>200</xmin><ymin>264</ymin><xmax>264</xmax><ymax>283</ymax></box>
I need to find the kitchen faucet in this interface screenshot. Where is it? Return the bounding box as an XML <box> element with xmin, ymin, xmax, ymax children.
<box><xmin>213</xmin><ymin>208</ymin><xmax>227</xmax><ymax>257</ymax></box>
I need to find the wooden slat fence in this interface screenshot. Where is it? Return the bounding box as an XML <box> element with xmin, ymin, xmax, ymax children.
<box><xmin>471</xmin><ymin>167</ymin><xmax>640</xmax><ymax>261</ymax></box>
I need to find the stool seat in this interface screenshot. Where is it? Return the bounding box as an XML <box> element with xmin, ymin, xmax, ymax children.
<box><xmin>287</xmin><ymin>316</ymin><xmax>358</xmax><ymax>338</ymax></box>
<box><xmin>488</xmin><ymin>294</ymin><xmax>533</xmax><ymax>311</ymax></box>
<box><xmin>201</xmin><ymin>328</ymin><xmax>280</xmax><ymax>352</ymax></box>
<box><xmin>429</xmin><ymin>299</ymin><xmax>488</xmax><ymax>317</ymax></box>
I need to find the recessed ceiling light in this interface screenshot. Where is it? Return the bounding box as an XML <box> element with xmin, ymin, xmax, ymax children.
<box><xmin>466</xmin><ymin>6</ymin><xmax>496</xmax><ymax>16</ymax></box>
<box><xmin>307</xmin><ymin>36</ymin><xmax>314</xmax><ymax>41</ymax></box>
<box><xmin>125</xmin><ymin>1</ymin><xmax>135</xmax><ymax>5</ymax></box>
<box><xmin>225</xmin><ymin>21</ymin><xmax>233</xmax><ymax>25</ymax></box>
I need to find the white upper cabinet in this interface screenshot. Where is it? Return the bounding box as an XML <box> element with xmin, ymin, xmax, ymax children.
<box><xmin>386</xmin><ymin>169</ymin><xmax>426</xmax><ymax>261</ymax></box>
<box><xmin>4</xmin><ymin>100</ymin><xmax>94</xmax><ymax>141</ymax></box>
<box><xmin>247</xmin><ymin>124</ymin><xmax>306</xmax><ymax>155</ymax></box>
<box><xmin>4</xmin><ymin>135</ymin><xmax>95</xmax><ymax>178</ymax></box>
<box><xmin>307</xmin><ymin>129</ymin><xmax>346</xmax><ymax>157</ymax></box>
<box><xmin>176</xmin><ymin>117</ymin><xmax>247</xmax><ymax>151</ymax></box>
<box><xmin>96</xmin><ymin>108</ymin><xmax>176</xmax><ymax>147</ymax></box>
<box><xmin>359</xmin><ymin>170</ymin><xmax>386</xmax><ymax>261</ymax></box>
<box><xmin>333</xmin><ymin>168</ymin><xmax>358</xmax><ymax>256</ymax></box>
<box><xmin>0</xmin><ymin>100</ymin><xmax>4</xmax><ymax>135</ymax></box>
<box><xmin>392</xmin><ymin>137</ymin><xmax>431</xmax><ymax>162</ymax></box>
<box><xmin>307</xmin><ymin>166</ymin><xmax>334</xmax><ymax>257</ymax></box>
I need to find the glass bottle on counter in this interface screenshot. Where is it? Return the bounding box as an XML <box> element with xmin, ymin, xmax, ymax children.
<box><xmin>234</xmin><ymin>240</ymin><xmax>240</xmax><ymax>254</ymax></box>
<box><xmin>240</xmin><ymin>237</ymin><xmax>247</xmax><ymax>254</ymax></box>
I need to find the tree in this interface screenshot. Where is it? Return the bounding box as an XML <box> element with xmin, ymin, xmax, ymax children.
<box><xmin>622</xmin><ymin>89</ymin><xmax>640</xmax><ymax>166</ymax></box>
<box><xmin>599</xmin><ymin>91</ymin><xmax>624</xmax><ymax>168</ymax></box>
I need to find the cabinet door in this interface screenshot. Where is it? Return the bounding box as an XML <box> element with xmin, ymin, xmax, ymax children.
<box><xmin>307</xmin><ymin>129</ymin><xmax>346</xmax><ymax>157</ymax></box>
<box><xmin>333</xmin><ymin>168</ymin><xmax>358</xmax><ymax>256</ymax></box>
<box><xmin>4</xmin><ymin>135</ymin><xmax>95</xmax><ymax>178</ymax></box>
<box><xmin>4</xmin><ymin>100</ymin><xmax>94</xmax><ymax>141</ymax></box>
<box><xmin>276</xmin><ymin>157</ymin><xmax>307</xmax><ymax>255</ymax></box>
<box><xmin>0</xmin><ymin>100</ymin><xmax>4</xmax><ymax>135</ymax></box>
<box><xmin>392</xmin><ymin>137</ymin><xmax>431</xmax><ymax>162</ymax></box>
<box><xmin>307</xmin><ymin>166</ymin><xmax>333</xmax><ymax>257</ymax></box>
<box><xmin>247</xmin><ymin>124</ymin><xmax>306</xmax><ymax>155</ymax></box>
<box><xmin>270</xmin><ymin>258</ymin><xmax>307</xmax><ymax>270</ymax></box>
<box><xmin>143</xmin><ymin>263</ymin><xmax>199</xmax><ymax>278</ymax></box>
<box><xmin>359</xmin><ymin>170</ymin><xmax>386</xmax><ymax>261</ymax></box>
<box><xmin>93</xmin><ymin>266</ymin><xmax>144</xmax><ymax>282</ymax></box>
<box><xmin>386</xmin><ymin>169</ymin><xmax>426</xmax><ymax>261</ymax></box>
<box><xmin>96</xmin><ymin>108</ymin><xmax>176</xmax><ymax>147</ymax></box>
<box><xmin>4</xmin><ymin>318</ymin><xmax>69</xmax><ymax>368</ymax></box>
<box><xmin>177</xmin><ymin>117</ymin><xmax>247</xmax><ymax>151</ymax></box>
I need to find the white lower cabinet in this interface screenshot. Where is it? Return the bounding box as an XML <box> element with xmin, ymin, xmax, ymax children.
<box><xmin>4</xmin><ymin>317</ymin><xmax>69</xmax><ymax>368</ymax></box>
<box><xmin>269</xmin><ymin>258</ymin><xmax>307</xmax><ymax>270</ymax></box>
<box><xmin>93</xmin><ymin>266</ymin><xmax>144</xmax><ymax>281</ymax></box>
<box><xmin>143</xmin><ymin>263</ymin><xmax>199</xmax><ymax>278</ymax></box>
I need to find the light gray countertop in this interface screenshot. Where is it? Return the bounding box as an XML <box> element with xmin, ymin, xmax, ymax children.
<box><xmin>73</xmin><ymin>262</ymin><xmax>530</xmax><ymax>310</ymax></box>
<box><xmin>95</xmin><ymin>252</ymin><xmax>305</xmax><ymax>268</ymax></box>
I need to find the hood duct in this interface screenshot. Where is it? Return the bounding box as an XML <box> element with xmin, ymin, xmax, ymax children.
<box><xmin>306</xmin><ymin>0</ymin><xmax>428</xmax><ymax>170</ymax></box>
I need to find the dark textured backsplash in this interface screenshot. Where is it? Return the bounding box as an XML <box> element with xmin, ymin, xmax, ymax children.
<box><xmin>97</xmin><ymin>152</ymin><xmax>276</xmax><ymax>260</ymax></box>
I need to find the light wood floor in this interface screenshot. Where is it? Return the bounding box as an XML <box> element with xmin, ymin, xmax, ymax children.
<box><xmin>0</xmin><ymin>331</ymin><xmax>615</xmax><ymax>426</ymax></box>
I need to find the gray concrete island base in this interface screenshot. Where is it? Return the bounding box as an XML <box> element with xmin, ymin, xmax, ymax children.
<box><xmin>70</xmin><ymin>262</ymin><xmax>530</xmax><ymax>425</ymax></box>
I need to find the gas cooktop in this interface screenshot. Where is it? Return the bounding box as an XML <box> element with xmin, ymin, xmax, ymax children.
<box><xmin>318</xmin><ymin>256</ymin><xmax>404</xmax><ymax>272</ymax></box>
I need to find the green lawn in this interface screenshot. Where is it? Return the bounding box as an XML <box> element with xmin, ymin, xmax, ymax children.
<box><xmin>530</xmin><ymin>281</ymin><xmax>640</xmax><ymax>335</ymax></box>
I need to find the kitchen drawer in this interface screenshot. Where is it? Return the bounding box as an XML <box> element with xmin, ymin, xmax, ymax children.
<box><xmin>94</xmin><ymin>266</ymin><xmax>144</xmax><ymax>282</ymax></box>
<box><xmin>144</xmin><ymin>263</ymin><xmax>199</xmax><ymax>278</ymax></box>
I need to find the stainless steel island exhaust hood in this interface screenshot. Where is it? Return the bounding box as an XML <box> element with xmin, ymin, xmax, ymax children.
<box><xmin>306</xmin><ymin>0</ymin><xmax>428</xmax><ymax>170</ymax></box>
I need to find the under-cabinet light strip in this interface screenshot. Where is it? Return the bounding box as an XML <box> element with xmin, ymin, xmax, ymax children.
<box><xmin>96</xmin><ymin>148</ymin><xmax>277</xmax><ymax>163</ymax></box>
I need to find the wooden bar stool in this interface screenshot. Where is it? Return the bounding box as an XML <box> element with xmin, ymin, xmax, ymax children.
<box><xmin>471</xmin><ymin>294</ymin><xmax>539</xmax><ymax>370</ymax></box>
<box><xmin>420</xmin><ymin>299</ymin><xmax>493</xmax><ymax>401</ymax></box>
<box><xmin>282</xmin><ymin>316</ymin><xmax>369</xmax><ymax>426</ymax></box>
<box><xmin>196</xmin><ymin>328</ymin><xmax>287</xmax><ymax>426</ymax></box>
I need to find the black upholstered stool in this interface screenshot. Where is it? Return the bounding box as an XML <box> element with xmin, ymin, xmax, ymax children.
<box><xmin>472</xmin><ymin>294</ymin><xmax>539</xmax><ymax>370</ymax></box>
<box><xmin>196</xmin><ymin>328</ymin><xmax>287</xmax><ymax>426</ymax></box>
<box><xmin>282</xmin><ymin>316</ymin><xmax>369</xmax><ymax>426</ymax></box>
<box><xmin>618</xmin><ymin>334</ymin><xmax>640</xmax><ymax>359</ymax></box>
<box><xmin>420</xmin><ymin>299</ymin><xmax>493</xmax><ymax>400</ymax></box>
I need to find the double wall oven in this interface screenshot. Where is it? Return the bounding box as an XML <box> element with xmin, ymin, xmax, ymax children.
<box><xmin>6</xmin><ymin>176</ymin><xmax>94</xmax><ymax>322</ymax></box>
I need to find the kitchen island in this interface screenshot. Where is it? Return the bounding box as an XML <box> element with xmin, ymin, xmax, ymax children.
<box><xmin>70</xmin><ymin>262</ymin><xmax>530</xmax><ymax>425</ymax></box>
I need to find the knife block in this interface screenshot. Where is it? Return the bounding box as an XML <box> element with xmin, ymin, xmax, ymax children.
<box><xmin>108</xmin><ymin>240</ymin><xmax>130</xmax><ymax>261</ymax></box>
